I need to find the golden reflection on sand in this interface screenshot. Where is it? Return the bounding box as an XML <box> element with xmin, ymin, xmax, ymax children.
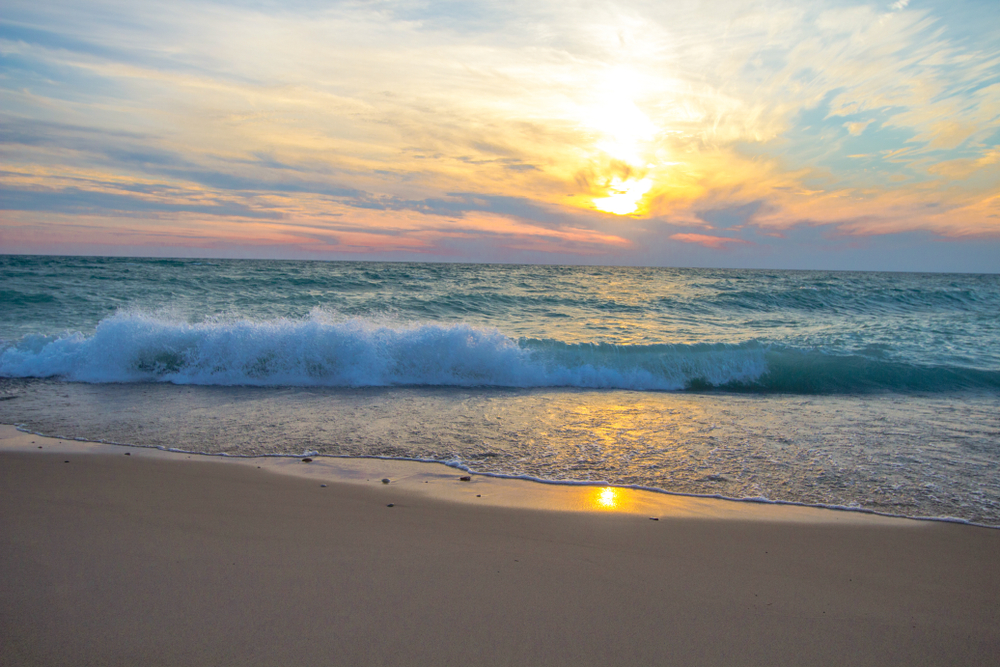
<box><xmin>591</xmin><ymin>486</ymin><xmax>634</xmax><ymax>511</ymax></box>
<box><xmin>597</xmin><ymin>486</ymin><xmax>617</xmax><ymax>508</ymax></box>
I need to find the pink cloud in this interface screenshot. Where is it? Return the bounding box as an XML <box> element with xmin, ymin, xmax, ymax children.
<box><xmin>668</xmin><ymin>233</ymin><xmax>751</xmax><ymax>250</ymax></box>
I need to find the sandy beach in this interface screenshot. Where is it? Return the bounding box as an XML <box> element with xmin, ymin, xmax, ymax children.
<box><xmin>1</xmin><ymin>426</ymin><xmax>998</xmax><ymax>666</ymax></box>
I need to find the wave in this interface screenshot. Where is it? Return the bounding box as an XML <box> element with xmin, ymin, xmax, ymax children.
<box><xmin>703</xmin><ymin>283</ymin><xmax>999</xmax><ymax>315</ymax></box>
<box><xmin>1</xmin><ymin>311</ymin><xmax>998</xmax><ymax>393</ymax></box>
<box><xmin>0</xmin><ymin>289</ymin><xmax>57</xmax><ymax>306</ymax></box>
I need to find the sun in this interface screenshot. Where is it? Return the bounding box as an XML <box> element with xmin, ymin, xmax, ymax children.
<box><xmin>581</xmin><ymin>67</ymin><xmax>659</xmax><ymax>215</ymax></box>
<box><xmin>593</xmin><ymin>177</ymin><xmax>652</xmax><ymax>215</ymax></box>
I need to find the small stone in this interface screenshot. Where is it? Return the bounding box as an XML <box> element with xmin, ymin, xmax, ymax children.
<box><xmin>38</xmin><ymin>446</ymin><xmax>42</xmax><ymax>449</ymax></box>
<box><xmin>387</xmin><ymin>503</ymin><xmax>394</xmax><ymax>507</ymax></box>
<box><xmin>381</xmin><ymin>478</ymin><xmax>390</xmax><ymax>484</ymax></box>
<box><xmin>301</xmin><ymin>457</ymin><xmax>313</xmax><ymax>463</ymax></box>
<box><xmin>649</xmin><ymin>517</ymin><xmax>659</xmax><ymax>521</ymax></box>
<box><xmin>64</xmin><ymin>460</ymin><xmax>69</xmax><ymax>463</ymax></box>
<box><xmin>321</xmin><ymin>484</ymin><xmax>327</xmax><ymax>487</ymax></box>
<box><xmin>459</xmin><ymin>476</ymin><xmax>471</xmax><ymax>481</ymax></box>
<box><xmin>124</xmin><ymin>452</ymin><xmax>130</xmax><ymax>456</ymax></box>
<box><xmin>476</xmin><ymin>494</ymin><xmax>481</xmax><ymax>498</ymax></box>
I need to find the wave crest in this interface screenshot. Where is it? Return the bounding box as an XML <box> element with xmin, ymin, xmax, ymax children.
<box><xmin>0</xmin><ymin>311</ymin><xmax>765</xmax><ymax>389</ymax></box>
<box><xmin>2</xmin><ymin>311</ymin><xmax>998</xmax><ymax>392</ymax></box>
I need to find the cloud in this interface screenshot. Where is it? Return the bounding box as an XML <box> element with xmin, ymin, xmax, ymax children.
<box><xmin>1</xmin><ymin>0</ymin><xmax>998</xmax><ymax>269</ymax></box>
<box><xmin>0</xmin><ymin>185</ymin><xmax>284</xmax><ymax>219</ymax></box>
<box><xmin>844</xmin><ymin>120</ymin><xmax>874</xmax><ymax>136</ymax></box>
<box><xmin>695</xmin><ymin>201</ymin><xmax>764</xmax><ymax>229</ymax></box>
<box><xmin>668</xmin><ymin>233</ymin><xmax>751</xmax><ymax>250</ymax></box>
<box><xmin>927</xmin><ymin>148</ymin><xmax>1000</xmax><ymax>179</ymax></box>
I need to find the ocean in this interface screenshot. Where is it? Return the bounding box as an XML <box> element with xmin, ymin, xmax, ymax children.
<box><xmin>2</xmin><ymin>255</ymin><xmax>999</xmax><ymax>524</ymax></box>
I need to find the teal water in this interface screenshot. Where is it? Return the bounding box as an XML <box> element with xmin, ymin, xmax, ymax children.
<box><xmin>2</xmin><ymin>255</ymin><xmax>999</xmax><ymax>524</ymax></box>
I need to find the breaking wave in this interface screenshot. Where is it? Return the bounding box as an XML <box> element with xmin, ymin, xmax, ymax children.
<box><xmin>2</xmin><ymin>311</ymin><xmax>998</xmax><ymax>393</ymax></box>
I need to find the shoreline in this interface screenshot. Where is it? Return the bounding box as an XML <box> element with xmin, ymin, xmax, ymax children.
<box><xmin>3</xmin><ymin>425</ymin><xmax>1000</xmax><ymax>665</ymax></box>
<box><xmin>1</xmin><ymin>423</ymin><xmax>966</xmax><ymax>526</ymax></box>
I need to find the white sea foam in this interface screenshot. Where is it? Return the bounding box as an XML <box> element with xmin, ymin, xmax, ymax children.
<box><xmin>4</xmin><ymin>310</ymin><xmax>998</xmax><ymax>392</ymax></box>
<box><xmin>0</xmin><ymin>310</ymin><xmax>769</xmax><ymax>390</ymax></box>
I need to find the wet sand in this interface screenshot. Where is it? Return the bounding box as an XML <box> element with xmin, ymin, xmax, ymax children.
<box><xmin>1</xmin><ymin>426</ymin><xmax>998</xmax><ymax>666</ymax></box>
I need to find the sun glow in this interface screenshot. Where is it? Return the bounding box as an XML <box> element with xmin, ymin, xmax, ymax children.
<box><xmin>583</xmin><ymin>68</ymin><xmax>659</xmax><ymax>216</ymax></box>
<box><xmin>593</xmin><ymin>177</ymin><xmax>652</xmax><ymax>215</ymax></box>
<box><xmin>584</xmin><ymin>69</ymin><xmax>657</xmax><ymax>163</ymax></box>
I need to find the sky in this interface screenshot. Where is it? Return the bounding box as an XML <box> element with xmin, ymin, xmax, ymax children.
<box><xmin>1</xmin><ymin>0</ymin><xmax>998</xmax><ymax>271</ymax></box>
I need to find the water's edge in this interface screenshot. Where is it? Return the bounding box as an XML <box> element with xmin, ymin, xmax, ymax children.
<box><xmin>9</xmin><ymin>422</ymin><xmax>993</xmax><ymax>529</ymax></box>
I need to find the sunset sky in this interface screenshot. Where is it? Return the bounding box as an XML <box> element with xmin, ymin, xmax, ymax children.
<box><xmin>1</xmin><ymin>0</ymin><xmax>998</xmax><ymax>271</ymax></box>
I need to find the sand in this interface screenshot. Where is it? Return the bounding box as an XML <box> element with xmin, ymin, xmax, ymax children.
<box><xmin>1</xmin><ymin>426</ymin><xmax>998</xmax><ymax>666</ymax></box>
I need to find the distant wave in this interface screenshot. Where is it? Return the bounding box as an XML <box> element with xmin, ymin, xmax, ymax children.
<box><xmin>0</xmin><ymin>289</ymin><xmax>57</xmax><ymax>306</ymax></box>
<box><xmin>704</xmin><ymin>284</ymin><xmax>995</xmax><ymax>314</ymax></box>
<box><xmin>1</xmin><ymin>311</ymin><xmax>998</xmax><ymax>393</ymax></box>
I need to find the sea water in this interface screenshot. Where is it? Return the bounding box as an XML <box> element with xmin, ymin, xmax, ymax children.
<box><xmin>2</xmin><ymin>255</ymin><xmax>998</xmax><ymax>524</ymax></box>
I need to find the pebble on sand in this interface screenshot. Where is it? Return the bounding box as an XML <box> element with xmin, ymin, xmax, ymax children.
<box><xmin>459</xmin><ymin>476</ymin><xmax>471</xmax><ymax>481</ymax></box>
<box><xmin>382</xmin><ymin>478</ymin><xmax>390</xmax><ymax>484</ymax></box>
<box><xmin>387</xmin><ymin>503</ymin><xmax>394</xmax><ymax>507</ymax></box>
<box><xmin>301</xmin><ymin>457</ymin><xmax>313</xmax><ymax>463</ymax></box>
